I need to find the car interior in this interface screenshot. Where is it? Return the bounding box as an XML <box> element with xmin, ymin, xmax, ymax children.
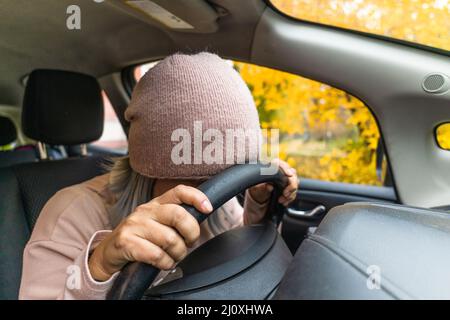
<box><xmin>0</xmin><ymin>116</ymin><xmax>36</xmax><ymax>168</ymax></box>
<box><xmin>0</xmin><ymin>0</ymin><xmax>450</xmax><ymax>300</ymax></box>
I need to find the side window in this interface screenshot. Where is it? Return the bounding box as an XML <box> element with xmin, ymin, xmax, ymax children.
<box><xmin>91</xmin><ymin>92</ymin><xmax>128</xmax><ymax>152</ymax></box>
<box><xmin>134</xmin><ymin>61</ymin><xmax>159</xmax><ymax>82</ymax></box>
<box><xmin>133</xmin><ymin>60</ymin><xmax>387</xmax><ymax>186</ymax></box>
<box><xmin>234</xmin><ymin>62</ymin><xmax>386</xmax><ymax>186</ymax></box>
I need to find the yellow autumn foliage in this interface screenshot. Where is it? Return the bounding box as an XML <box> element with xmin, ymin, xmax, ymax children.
<box><xmin>235</xmin><ymin>62</ymin><xmax>382</xmax><ymax>185</ymax></box>
<box><xmin>233</xmin><ymin>0</ymin><xmax>450</xmax><ymax>186</ymax></box>
<box><xmin>437</xmin><ymin>123</ymin><xmax>450</xmax><ymax>150</ymax></box>
<box><xmin>271</xmin><ymin>0</ymin><xmax>450</xmax><ymax>51</ymax></box>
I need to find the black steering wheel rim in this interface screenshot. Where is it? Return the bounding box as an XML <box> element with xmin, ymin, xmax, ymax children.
<box><xmin>106</xmin><ymin>163</ymin><xmax>288</xmax><ymax>300</ymax></box>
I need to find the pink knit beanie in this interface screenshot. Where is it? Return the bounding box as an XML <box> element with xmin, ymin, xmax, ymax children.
<box><xmin>125</xmin><ymin>52</ymin><xmax>262</xmax><ymax>179</ymax></box>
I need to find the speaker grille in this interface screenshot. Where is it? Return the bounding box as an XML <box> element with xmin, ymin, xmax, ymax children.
<box><xmin>424</xmin><ymin>74</ymin><xmax>445</xmax><ymax>91</ymax></box>
<box><xmin>422</xmin><ymin>73</ymin><xmax>449</xmax><ymax>94</ymax></box>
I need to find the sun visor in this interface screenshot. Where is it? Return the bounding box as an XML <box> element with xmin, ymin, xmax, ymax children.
<box><xmin>110</xmin><ymin>0</ymin><xmax>220</xmax><ymax>33</ymax></box>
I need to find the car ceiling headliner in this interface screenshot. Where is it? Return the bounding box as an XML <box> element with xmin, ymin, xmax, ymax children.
<box><xmin>0</xmin><ymin>0</ymin><xmax>266</xmax><ymax>106</ymax></box>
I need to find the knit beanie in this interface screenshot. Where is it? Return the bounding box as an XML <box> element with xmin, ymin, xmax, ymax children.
<box><xmin>125</xmin><ymin>52</ymin><xmax>262</xmax><ymax>179</ymax></box>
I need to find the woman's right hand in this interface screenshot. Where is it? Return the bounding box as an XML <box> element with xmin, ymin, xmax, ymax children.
<box><xmin>88</xmin><ymin>185</ymin><xmax>213</xmax><ymax>282</ymax></box>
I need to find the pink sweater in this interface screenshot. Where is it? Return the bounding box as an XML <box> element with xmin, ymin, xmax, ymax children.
<box><xmin>19</xmin><ymin>174</ymin><xmax>267</xmax><ymax>300</ymax></box>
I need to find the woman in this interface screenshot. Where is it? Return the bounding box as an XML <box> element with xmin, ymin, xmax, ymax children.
<box><xmin>19</xmin><ymin>52</ymin><xmax>298</xmax><ymax>300</ymax></box>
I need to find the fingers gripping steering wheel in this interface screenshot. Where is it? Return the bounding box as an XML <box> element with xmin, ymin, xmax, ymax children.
<box><xmin>106</xmin><ymin>164</ymin><xmax>288</xmax><ymax>300</ymax></box>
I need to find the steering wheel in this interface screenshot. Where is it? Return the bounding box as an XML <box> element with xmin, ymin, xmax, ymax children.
<box><xmin>106</xmin><ymin>163</ymin><xmax>288</xmax><ymax>300</ymax></box>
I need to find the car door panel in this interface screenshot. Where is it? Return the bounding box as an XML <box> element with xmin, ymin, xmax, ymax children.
<box><xmin>282</xmin><ymin>179</ymin><xmax>398</xmax><ymax>253</ymax></box>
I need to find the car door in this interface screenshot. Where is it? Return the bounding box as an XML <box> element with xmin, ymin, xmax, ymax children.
<box><xmin>282</xmin><ymin>177</ymin><xmax>397</xmax><ymax>253</ymax></box>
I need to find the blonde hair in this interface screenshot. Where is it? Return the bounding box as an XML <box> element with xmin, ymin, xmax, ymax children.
<box><xmin>106</xmin><ymin>156</ymin><xmax>154</xmax><ymax>227</ymax></box>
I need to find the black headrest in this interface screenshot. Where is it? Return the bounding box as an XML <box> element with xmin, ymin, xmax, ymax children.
<box><xmin>22</xmin><ymin>69</ymin><xmax>104</xmax><ymax>146</ymax></box>
<box><xmin>0</xmin><ymin>116</ymin><xmax>17</xmax><ymax>146</ymax></box>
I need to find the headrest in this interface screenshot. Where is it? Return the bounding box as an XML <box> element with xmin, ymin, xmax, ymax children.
<box><xmin>22</xmin><ymin>69</ymin><xmax>104</xmax><ymax>146</ymax></box>
<box><xmin>0</xmin><ymin>116</ymin><xmax>17</xmax><ymax>146</ymax></box>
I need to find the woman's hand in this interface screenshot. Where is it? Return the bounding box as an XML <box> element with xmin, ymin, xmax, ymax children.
<box><xmin>88</xmin><ymin>185</ymin><xmax>213</xmax><ymax>282</ymax></box>
<box><xmin>248</xmin><ymin>159</ymin><xmax>298</xmax><ymax>207</ymax></box>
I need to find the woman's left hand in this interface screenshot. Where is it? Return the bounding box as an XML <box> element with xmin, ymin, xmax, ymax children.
<box><xmin>248</xmin><ymin>159</ymin><xmax>298</xmax><ymax>207</ymax></box>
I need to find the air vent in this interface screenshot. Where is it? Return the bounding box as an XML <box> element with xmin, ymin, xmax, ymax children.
<box><xmin>422</xmin><ymin>73</ymin><xmax>450</xmax><ymax>94</ymax></box>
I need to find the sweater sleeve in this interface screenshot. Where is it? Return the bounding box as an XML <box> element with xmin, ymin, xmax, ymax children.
<box><xmin>20</xmin><ymin>231</ymin><xmax>118</xmax><ymax>300</ymax></box>
<box><xmin>19</xmin><ymin>184</ymin><xmax>117</xmax><ymax>300</ymax></box>
<box><xmin>63</xmin><ymin>230</ymin><xmax>119</xmax><ymax>300</ymax></box>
